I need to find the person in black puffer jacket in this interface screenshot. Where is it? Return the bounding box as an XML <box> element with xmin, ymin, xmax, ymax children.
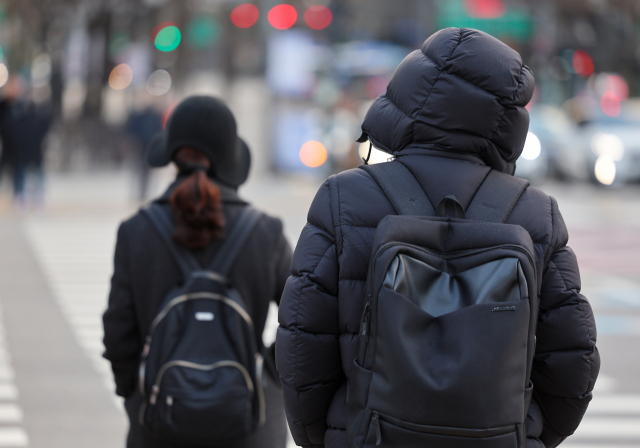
<box><xmin>104</xmin><ymin>97</ymin><xmax>291</xmax><ymax>448</ymax></box>
<box><xmin>276</xmin><ymin>28</ymin><xmax>599</xmax><ymax>448</ymax></box>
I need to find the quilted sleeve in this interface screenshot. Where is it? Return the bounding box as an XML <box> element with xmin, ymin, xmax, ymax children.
<box><xmin>532</xmin><ymin>197</ymin><xmax>600</xmax><ymax>447</ymax></box>
<box><xmin>102</xmin><ymin>222</ymin><xmax>141</xmax><ymax>398</ymax></box>
<box><xmin>276</xmin><ymin>179</ymin><xmax>343</xmax><ymax>447</ymax></box>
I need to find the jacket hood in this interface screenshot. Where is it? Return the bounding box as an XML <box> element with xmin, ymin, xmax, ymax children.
<box><xmin>358</xmin><ymin>28</ymin><xmax>535</xmax><ymax>174</ymax></box>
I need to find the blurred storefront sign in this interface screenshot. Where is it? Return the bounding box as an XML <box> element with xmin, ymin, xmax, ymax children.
<box><xmin>437</xmin><ymin>0</ymin><xmax>533</xmax><ymax>42</ymax></box>
<box><xmin>266</xmin><ymin>30</ymin><xmax>321</xmax><ymax>98</ymax></box>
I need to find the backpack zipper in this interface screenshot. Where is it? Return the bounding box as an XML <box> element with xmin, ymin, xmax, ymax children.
<box><xmin>372</xmin><ymin>411</ymin><xmax>381</xmax><ymax>445</ymax></box>
<box><xmin>376</xmin><ymin>242</ymin><xmax>536</xmax><ymax>281</ymax></box>
<box><xmin>360</xmin><ymin>300</ymin><xmax>372</xmax><ymax>340</ymax></box>
<box><xmin>255</xmin><ymin>354</ymin><xmax>266</xmax><ymax>427</ymax></box>
<box><xmin>166</xmin><ymin>395</ymin><xmax>173</xmax><ymax>424</ymax></box>
<box><xmin>359</xmin><ymin>299</ymin><xmax>372</xmax><ymax>365</ymax></box>
<box><xmin>139</xmin><ymin>292</ymin><xmax>254</xmax><ymax>397</ymax></box>
<box><xmin>149</xmin><ymin>292</ymin><xmax>254</xmax><ymax>335</ymax></box>
<box><xmin>148</xmin><ymin>360</ymin><xmax>254</xmax><ymax>406</ymax></box>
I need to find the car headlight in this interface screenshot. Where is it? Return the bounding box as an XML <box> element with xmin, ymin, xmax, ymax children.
<box><xmin>591</xmin><ymin>133</ymin><xmax>624</xmax><ymax>161</ymax></box>
<box><xmin>594</xmin><ymin>155</ymin><xmax>616</xmax><ymax>185</ymax></box>
<box><xmin>521</xmin><ymin>132</ymin><xmax>541</xmax><ymax>161</ymax></box>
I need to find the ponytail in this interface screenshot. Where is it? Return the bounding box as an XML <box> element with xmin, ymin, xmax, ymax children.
<box><xmin>170</xmin><ymin>170</ymin><xmax>225</xmax><ymax>249</ymax></box>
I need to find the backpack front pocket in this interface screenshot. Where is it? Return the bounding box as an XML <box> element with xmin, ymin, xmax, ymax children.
<box><xmin>146</xmin><ymin>361</ymin><xmax>254</xmax><ymax>444</ymax></box>
<box><xmin>364</xmin><ymin>411</ymin><xmax>519</xmax><ymax>448</ymax></box>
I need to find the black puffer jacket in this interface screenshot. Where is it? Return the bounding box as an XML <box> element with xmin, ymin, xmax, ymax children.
<box><xmin>276</xmin><ymin>28</ymin><xmax>599</xmax><ymax>448</ymax></box>
<box><xmin>104</xmin><ymin>178</ymin><xmax>292</xmax><ymax>448</ymax></box>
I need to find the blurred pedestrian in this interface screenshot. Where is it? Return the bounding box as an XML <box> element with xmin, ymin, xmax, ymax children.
<box><xmin>125</xmin><ymin>100</ymin><xmax>163</xmax><ymax>201</ymax></box>
<box><xmin>103</xmin><ymin>96</ymin><xmax>291</xmax><ymax>448</ymax></box>
<box><xmin>277</xmin><ymin>28</ymin><xmax>599</xmax><ymax>448</ymax></box>
<box><xmin>0</xmin><ymin>76</ymin><xmax>52</xmax><ymax>205</ymax></box>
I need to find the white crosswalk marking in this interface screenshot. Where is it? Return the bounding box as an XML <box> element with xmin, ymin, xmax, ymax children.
<box><xmin>0</xmin><ymin>405</ymin><xmax>22</xmax><ymax>424</ymax></box>
<box><xmin>24</xmin><ymin>214</ymin><xmax>296</xmax><ymax>447</ymax></box>
<box><xmin>24</xmin><ymin>218</ymin><xmax>123</xmax><ymax>409</ymax></box>
<box><xmin>0</xmin><ymin>427</ymin><xmax>28</xmax><ymax>447</ymax></box>
<box><xmin>0</xmin><ymin>304</ymin><xmax>29</xmax><ymax>446</ymax></box>
<box><xmin>563</xmin><ymin>393</ymin><xmax>640</xmax><ymax>447</ymax></box>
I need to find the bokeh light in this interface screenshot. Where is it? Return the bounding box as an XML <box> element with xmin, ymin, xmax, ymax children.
<box><xmin>231</xmin><ymin>4</ymin><xmax>260</xmax><ymax>28</ymax></box>
<box><xmin>591</xmin><ymin>133</ymin><xmax>624</xmax><ymax>161</ymax></box>
<box><xmin>109</xmin><ymin>64</ymin><xmax>133</xmax><ymax>90</ymax></box>
<box><xmin>600</xmin><ymin>91</ymin><xmax>621</xmax><ymax>117</ymax></box>
<box><xmin>0</xmin><ymin>63</ymin><xmax>8</xmax><ymax>88</ymax></box>
<box><xmin>464</xmin><ymin>0</ymin><xmax>507</xmax><ymax>19</ymax></box>
<box><xmin>146</xmin><ymin>69</ymin><xmax>172</xmax><ymax>96</ymax></box>
<box><xmin>304</xmin><ymin>6</ymin><xmax>333</xmax><ymax>30</ymax></box>
<box><xmin>154</xmin><ymin>24</ymin><xmax>181</xmax><ymax>52</ymax></box>
<box><xmin>599</xmin><ymin>74</ymin><xmax>629</xmax><ymax>101</ymax></box>
<box><xmin>151</xmin><ymin>22</ymin><xmax>176</xmax><ymax>41</ymax></box>
<box><xmin>594</xmin><ymin>155</ymin><xmax>616</xmax><ymax>185</ymax></box>
<box><xmin>521</xmin><ymin>132</ymin><xmax>541</xmax><ymax>160</ymax></box>
<box><xmin>268</xmin><ymin>5</ymin><xmax>298</xmax><ymax>30</ymax></box>
<box><xmin>187</xmin><ymin>16</ymin><xmax>220</xmax><ymax>48</ymax></box>
<box><xmin>572</xmin><ymin>50</ymin><xmax>594</xmax><ymax>77</ymax></box>
<box><xmin>300</xmin><ymin>141</ymin><xmax>328</xmax><ymax>167</ymax></box>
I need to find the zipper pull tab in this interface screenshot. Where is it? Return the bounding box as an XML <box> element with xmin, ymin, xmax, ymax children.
<box><xmin>361</xmin><ymin>301</ymin><xmax>371</xmax><ymax>337</ymax></box>
<box><xmin>166</xmin><ymin>396</ymin><xmax>173</xmax><ymax>425</ymax></box>
<box><xmin>141</xmin><ymin>336</ymin><xmax>151</xmax><ymax>359</ymax></box>
<box><xmin>372</xmin><ymin>411</ymin><xmax>381</xmax><ymax>446</ymax></box>
<box><xmin>149</xmin><ymin>385</ymin><xmax>159</xmax><ymax>405</ymax></box>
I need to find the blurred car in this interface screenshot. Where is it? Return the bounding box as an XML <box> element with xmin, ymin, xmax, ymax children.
<box><xmin>575</xmin><ymin>99</ymin><xmax>640</xmax><ymax>186</ymax></box>
<box><xmin>516</xmin><ymin>105</ymin><xmax>582</xmax><ymax>184</ymax></box>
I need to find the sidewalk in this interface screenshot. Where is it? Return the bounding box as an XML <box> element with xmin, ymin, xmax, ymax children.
<box><xmin>1</xmin><ymin>168</ymin><xmax>639</xmax><ymax>448</ymax></box>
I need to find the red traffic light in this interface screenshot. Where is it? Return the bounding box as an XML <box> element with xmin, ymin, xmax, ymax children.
<box><xmin>268</xmin><ymin>4</ymin><xmax>297</xmax><ymax>30</ymax></box>
<box><xmin>231</xmin><ymin>4</ymin><xmax>260</xmax><ymax>28</ymax></box>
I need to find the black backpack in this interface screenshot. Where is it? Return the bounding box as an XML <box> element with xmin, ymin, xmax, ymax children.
<box><xmin>138</xmin><ymin>204</ymin><xmax>265</xmax><ymax>445</ymax></box>
<box><xmin>347</xmin><ymin>161</ymin><xmax>538</xmax><ymax>448</ymax></box>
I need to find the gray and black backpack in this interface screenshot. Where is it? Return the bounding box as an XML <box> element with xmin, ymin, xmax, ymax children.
<box><xmin>138</xmin><ymin>204</ymin><xmax>265</xmax><ymax>445</ymax></box>
<box><xmin>347</xmin><ymin>161</ymin><xmax>538</xmax><ymax>448</ymax></box>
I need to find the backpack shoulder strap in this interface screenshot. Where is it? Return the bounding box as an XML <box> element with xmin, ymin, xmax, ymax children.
<box><xmin>466</xmin><ymin>170</ymin><xmax>530</xmax><ymax>223</ymax></box>
<box><xmin>141</xmin><ymin>203</ymin><xmax>201</xmax><ymax>276</ymax></box>
<box><xmin>359</xmin><ymin>161</ymin><xmax>435</xmax><ymax>216</ymax></box>
<box><xmin>208</xmin><ymin>207</ymin><xmax>263</xmax><ymax>277</ymax></box>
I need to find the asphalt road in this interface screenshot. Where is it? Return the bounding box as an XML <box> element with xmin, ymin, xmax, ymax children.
<box><xmin>0</xmin><ymin>168</ymin><xmax>638</xmax><ymax>448</ymax></box>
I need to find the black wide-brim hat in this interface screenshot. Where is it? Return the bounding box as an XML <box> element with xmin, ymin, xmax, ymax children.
<box><xmin>147</xmin><ymin>96</ymin><xmax>251</xmax><ymax>188</ymax></box>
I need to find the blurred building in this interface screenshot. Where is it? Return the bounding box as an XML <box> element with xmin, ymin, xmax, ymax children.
<box><xmin>0</xmin><ymin>0</ymin><xmax>639</xmax><ymax>176</ymax></box>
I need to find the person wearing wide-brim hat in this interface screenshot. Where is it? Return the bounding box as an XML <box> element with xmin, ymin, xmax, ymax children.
<box><xmin>103</xmin><ymin>96</ymin><xmax>291</xmax><ymax>448</ymax></box>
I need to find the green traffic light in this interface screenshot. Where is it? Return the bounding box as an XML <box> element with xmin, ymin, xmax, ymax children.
<box><xmin>155</xmin><ymin>26</ymin><xmax>182</xmax><ymax>52</ymax></box>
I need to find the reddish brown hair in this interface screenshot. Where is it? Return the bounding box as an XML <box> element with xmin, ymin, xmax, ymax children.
<box><xmin>170</xmin><ymin>170</ymin><xmax>225</xmax><ymax>249</ymax></box>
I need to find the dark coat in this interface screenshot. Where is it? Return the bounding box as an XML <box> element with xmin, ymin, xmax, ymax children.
<box><xmin>0</xmin><ymin>99</ymin><xmax>52</xmax><ymax>169</ymax></box>
<box><xmin>103</xmin><ymin>178</ymin><xmax>293</xmax><ymax>448</ymax></box>
<box><xmin>276</xmin><ymin>28</ymin><xmax>599</xmax><ymax>448</ymax></box>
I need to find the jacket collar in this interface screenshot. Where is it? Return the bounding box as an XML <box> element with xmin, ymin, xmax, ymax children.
<box><xmin>394</xmin><ymin>147</ymin><xmax>487</xmax><ymax>166</ymax></box>
<box><xmin>156</xmin><ymin>175</ymin><xmax>248</xmax><ymax>205</ymax></box>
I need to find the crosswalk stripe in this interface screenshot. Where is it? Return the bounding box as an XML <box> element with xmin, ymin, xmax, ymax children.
<box><xmin>572</xmin><ymin>417</ymin><xmax>640</xmax><ymax>438</ymax></box>
<box><xmin>588</xmin><ymin>394</ymin><xmax>640</xmax><ymax>414</ymax></box>
<box><xmin>0</xmin><ymin>303</ymin><xmax>28</xmax><ymax>444</ymax></box>
<box><xmin>0</xmin><ymin>383</ymin><xmax>18</xmax><ymax>400</ymax></box>
<box><xmin>24</xmin><ymin>219</ymin><xmax>121</xmax><ymax>413</ymax></box>
<box><xmin>0</xmin><ymin>367</ymin><xmax>14</xmax><ymax>381</ymax></box>
<box><xmin>0</xmin><ymin>427</ymin><xmax>28</xmax><ymax>446</ymax></box>
<box><xmin>0</xmin><ymin>404</ymin><xmax>23</xmax><ymax>423</ymax></box>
